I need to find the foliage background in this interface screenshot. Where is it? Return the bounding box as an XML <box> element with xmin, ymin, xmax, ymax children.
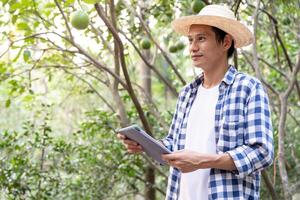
<box><xmin>0</xmin><ymin>0</ymin><xmax>299</xmax><ymax>199</ymax></box>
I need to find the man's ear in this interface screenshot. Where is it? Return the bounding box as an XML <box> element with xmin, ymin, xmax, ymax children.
<box><xmin>223</xmin><ymin>34</ymin><xmax>233</xmax><ymax>51</ymax></box>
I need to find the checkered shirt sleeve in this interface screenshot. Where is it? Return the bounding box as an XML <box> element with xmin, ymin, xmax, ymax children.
<box><xmin>226</xmin><ymin>80</ymin><xmax>274</xmax><ymax>178</ymax></box>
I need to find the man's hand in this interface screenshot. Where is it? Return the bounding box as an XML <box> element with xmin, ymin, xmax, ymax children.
<box><xmin>161</xmin><ymin>150</ymin><xmax>210</xmax><ymax>173</ymax></box>
<box><xmin>162</xmin><ymin>150</ymin><xmax>237</xmax><ymax>173</ymax></box>
<box><xmin>117</xmin><ymin>134</ymin><xmax>143</xmax><ymax>153</ymax></box>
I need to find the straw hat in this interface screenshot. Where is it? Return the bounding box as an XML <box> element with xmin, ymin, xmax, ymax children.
<box><xmin>172</xmin><ymin>4</ymin><xmax>253</xmax><ymax>48</ymax></box>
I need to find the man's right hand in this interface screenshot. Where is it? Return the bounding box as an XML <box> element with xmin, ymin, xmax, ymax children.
<box><xmin>117</xmin><ymin>134</ymin><xmax>143</xmax><ymax>153</ymax></box>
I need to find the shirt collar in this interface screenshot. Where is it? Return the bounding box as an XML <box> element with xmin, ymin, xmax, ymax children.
<box><xmin>189</xmin><ymin>65</ymin><xmax>237</xmax><ymax>90</ymax></box>
<box><xmin>221</xmin><ymin>65</ymin><xmax>237</xmax><ymax>85</ymax></box>
<box><xmin>188</xmin><ymin>65</ymin><xmax>238</xmax><ymax>90</ymax></box>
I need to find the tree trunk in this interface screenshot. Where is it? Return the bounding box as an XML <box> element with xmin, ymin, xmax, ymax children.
<box><xmin>278</xmin><ymin>95</ymin><xmax>292</xmax><ymax>200</ymax></box>
<box><xmin>145</xmin><ymin>166</ymin><xmax>155</xmax><ymax>200</ymax></box>
<box><xmin>139</xmin><ymin>49</ymin><xmax>156</xmax><ymax>200</ymax></box>
<box><xmin>262</xmin><ymin>170</ymin><xmax>279</xmax><ymax>200</ymax></box>
<box><xmin>140</xmin><ymin>50</ymin><xmax>152</xmax><ymax>98</ymax></box>
<box><xmin>137</xmin><ymin>1</ymin><xmax>156</xmax><ymax>198</ymax></box>
<box><xmin>109</xmin><ymin>0</ymin><xmax>129</xmax><ymax>126</ymax></box>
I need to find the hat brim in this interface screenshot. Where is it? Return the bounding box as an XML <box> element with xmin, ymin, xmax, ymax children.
<box><xmin>172</xmin><ymin>15</ymin><xmax>253</xmax><ymax>48</ymax></box>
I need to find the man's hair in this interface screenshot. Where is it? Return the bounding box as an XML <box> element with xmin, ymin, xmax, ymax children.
<box><xmin>211</xmin><ymin>27</ymin><xmax>235</xmax><ymax>58</ymax></box>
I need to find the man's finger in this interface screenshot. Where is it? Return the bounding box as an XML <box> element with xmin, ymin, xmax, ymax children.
<box><xmin>126</xmin><ymin>143</ymin><xmax>142</xmax><ymax>150</ymax></box>
<box><xmin>123</xmin><ymin>139</ymin><xmax>139</xmax><ymax>146</ymax></box>
<box><xmin>117</xmin><ymin>133</ymin><xmax>126</xmax><ymax>140</ymax></box>
<box><xmin>162</xmin><ymin>152</ymin><xmax>180</xmax><ymax>161</ymax></box>
<box><xmin>167</xmin><ymin>160</ymin><xmax>181</xmax><ymax>170</ymax></box>
<box><xmin>128</xmin><ymin>149</ymin><xmax>142</xmax><ymax>154</ymax></box>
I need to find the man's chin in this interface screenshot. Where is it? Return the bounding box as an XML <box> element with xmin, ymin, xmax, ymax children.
<box><xmin>193</xmin><ymin>64</ymin><xmax>213</xmax><ymax>73</ymax></box>
<box><xmin>193</xmin><ymin>63</ymin><xmax>204</xmax><ymax>69</ymax></box>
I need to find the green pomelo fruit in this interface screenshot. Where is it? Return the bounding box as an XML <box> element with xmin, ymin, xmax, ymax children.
<box><xmin>141</xmin><ymin>38</ymin><xmax>151</xmax><ymax>49</ymax></box>
<box><xmin>192</xmin><ymin>0</ymin><xmax>204</xmax><ymax>14</ymax></box>
<box><xmin>175</xmin><ymin>41</ymin><xmax>185</xmax><ymax>50</ymax></box>
<box><xmin>70</xmin><ymin>11</ymin><xmax>89</xmax><ymax>30</ymax></box>
<box><xmin>283</xmin><ymin>17</ymin><xmax>291</xmax><ymax>25</ymax></box>
<box><xmin>169</xmin><ymin>45</ymin><xmax>178</xmax><ymax>53</ymax></box>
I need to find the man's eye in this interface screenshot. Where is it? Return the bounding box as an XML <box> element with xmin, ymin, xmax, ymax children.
<box><xmin>198</xmin><ymin>37</ymin><xmax>205</xmax><ymax>41</ymax></box>
<box><xmin>188</xmin><ymin>38</ymin><xmax>193</xmax><ymax>43</ymax></box>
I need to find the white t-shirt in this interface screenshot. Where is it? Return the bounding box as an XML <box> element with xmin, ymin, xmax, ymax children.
<box><xmin>178</xmin><ymin>83</ymin><xmax>219</xmax><ymax>200</ymax></box>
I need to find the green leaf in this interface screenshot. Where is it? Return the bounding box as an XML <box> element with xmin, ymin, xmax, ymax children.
<box><xmin>12</xmin><ymin>48</ymin><xmax>23</xmax><ymax>62</ymax></box>
<box><xmin>8</xmin><ymin>79</ymin><xmax>18</xmax><ymax>87</ymax></box>
<box><xmin>23</xmin><ymin>49</ymin><xmax>31</xmax><ymax>62</ymax></box>
<box><xmin>64</xmin><ymin>0</ymin><xmax>75</xmax><ymax>6</ymax></box>
<box><xmin>0</xmin><ymin>62</ymin><xmax>6</xmax><ymax>73</ymax></box>
<box><xmin>44</xmin><ymin>2</ymin><xmax>56</xmax><ymax>8</ymax></box>
<box><xmin>5</xmin><ymin>99</ymin><xmax>11</xmax><ymax>107</ymax></box>
<box><xmin>33</xmin><ymin>21</ymin><xmax>39</xmax><ymax>28</ymax></box>
<box><xmin>9</xmin><ymin>1</ymin><xmax>20</xmax><ymax>13</ymax></box>
<box><xmin>11</xmin><ymin>15</ymin><xmax>17</xmax><ymax>24</ymax></box>
<box><xmin>24</xmin><ymin>37</ymin><xmax>35</xmax><ymax>44</ymax></box>
<box><xmin>1</xmin><ymin>0</ymin><xmax>10</xmax><ymax>6</ymax></box>
<box><xmin>16</xmin><ymin>22</ymin><xmax>30</xmax><ymax>31</ymax></box>
<box><xmin>22</xmin><ymin>94</ymin><xmax>34</xmax><ymax>103</ymax></box>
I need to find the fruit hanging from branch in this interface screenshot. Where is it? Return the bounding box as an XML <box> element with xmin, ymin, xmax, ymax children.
<box><xmin>70</xmin><ymin>11</ymin><xmax>89</xmax><ymax>30</ymax></box>
<box><xmin>175</xmin><ymin>41</ymin><xmax>185</xmax><ymax>51</ymax></box>
<box><xmin>192</xmin><ymin>0</ymin><xmax>204</xmax><ymax>14</ymax></box>
<box><xmin>140</xmin><ymin>38</ymin><xmax>151</xmax><ymax>50</ymax></box>
<box><xmin>168</xmin><ymin>45</ymin><xmax>178</xmax><ymax>53</ymax></box>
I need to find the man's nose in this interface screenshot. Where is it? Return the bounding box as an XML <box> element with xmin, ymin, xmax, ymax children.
<box><xmin>189</xmin><ymin>40</ymin><xmax>199</xmax><ymax>52</ymax></box>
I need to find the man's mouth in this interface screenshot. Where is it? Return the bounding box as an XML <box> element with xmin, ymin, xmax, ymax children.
<box><xmin>191</xmin><ymin>55</ymin><xmax>203</xmax><ymax>60</ymax></box>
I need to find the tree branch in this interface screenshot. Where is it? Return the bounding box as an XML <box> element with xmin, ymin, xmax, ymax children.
<box><xmin>242</xmin><ymin>50</ymin><xmax>289</xmax><ymax>81</ymax></box>
<box><xmin>134</xmin><ymin>172</ymin><xmax>166</xmax><ymax>196</ymax></box>
<box><xmin>262</xmin><ymin>170</ymin><xmax>279</xmax><ymax>200</ymax></box>
<box><xmin>277</xmin><ymin>52</ymin><xmax>300</xmax><ymax>199</ymax></box>
<box><xmin>247</xmin><ymin>1</ymin><xmax>300</xmax><ymax>99</ymax></box>
<box><xmin>54</xmin><ymin>0</ymin><xmax>74</xmax><ymax>41</ymax></box>
<box><xmin>89</xmin><ymin>23</ymin><xmax>114</xmax><ymax>55</ymax></box>
<box><xmin>121</xmin><ymin>0</ymin><xmax>186</xmax><ymax>86</ymax></box>
<box><xmin>119</xmin><ymin>29</ymin><xmax>178</xmax><ymax>97</ymax></box>
<box><xmin>94</xmin><ymin>3</ymin><xmax>153</xmax><ymax>136</ymax></box>
<box><xmin>241</xmin><ymin>51</ymin><xmax>279</xmax><ymax>97</ymax></box>
<box><xmin>288</xmin><ymin>110</ymin><xmax>300</xmax><ymax>128</ymax></box>
<box><xmin>109</xmin><ymin>0</ymin><xmax>130</xmax><ymax>126</ymax></box>
<box><xmin>62</xmin><ymin>68</ymin><xmax>116</xmax><ymax>113</ymax></box>
<box><xmin>283</xmin><ymin>52</ymin><xmax>300</xmax><ymax>97</ymax></box>
<box><xmin>233</xmin><ymin>0</ymin><xmax>242</xmax><ymax>16</ymax></box>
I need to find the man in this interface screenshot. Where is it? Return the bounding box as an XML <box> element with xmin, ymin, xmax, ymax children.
<box><xmin>117</xmin><ymin>4</ymin><xmax>274</xmax><ymax>200</ymax></box>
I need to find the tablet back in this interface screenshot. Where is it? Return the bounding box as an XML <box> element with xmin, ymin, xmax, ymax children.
<box><xmin>117</xmin><ymin>125</ymin><xmax>171</xmax><ymax>165</ymax></box>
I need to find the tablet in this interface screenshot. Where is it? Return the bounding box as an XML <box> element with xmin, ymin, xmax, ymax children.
<box><xmin>117</xmin><ymin>124</ymin><xmax>171</xmax><ymax>165</ymax></box>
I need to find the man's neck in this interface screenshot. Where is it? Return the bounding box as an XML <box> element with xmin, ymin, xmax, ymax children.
<box><xmin>202</xmin><ymin>62</ymin><xmax>229</xmax><ymax>89</ymax></box>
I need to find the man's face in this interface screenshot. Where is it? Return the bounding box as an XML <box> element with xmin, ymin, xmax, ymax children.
<box><xmin>188</xmin><ymin>24</ymin><xmax>228</xmax><ymax>70</ymax></box>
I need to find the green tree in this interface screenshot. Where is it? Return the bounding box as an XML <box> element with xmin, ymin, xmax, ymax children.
<box><xmin>0</xmin><ymin>0</ymin><xmax>299</xmax><ymax>199</ymax></box>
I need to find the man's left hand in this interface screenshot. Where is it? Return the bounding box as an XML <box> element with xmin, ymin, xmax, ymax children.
<box><xmin>162</xmin><ymin>150</ymin><xmax>237</xmax><ymax>173</ymax></box>
<box><xmin>161</xmin><ymin>150</ymin><xmax>217</xmax><ymax>173</ymax></box>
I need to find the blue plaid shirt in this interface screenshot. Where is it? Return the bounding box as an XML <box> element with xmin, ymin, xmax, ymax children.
<box><xmin>162</xmin><ymin>66</ymin><xmax>274</xmax><ymax>200</ymax></box>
